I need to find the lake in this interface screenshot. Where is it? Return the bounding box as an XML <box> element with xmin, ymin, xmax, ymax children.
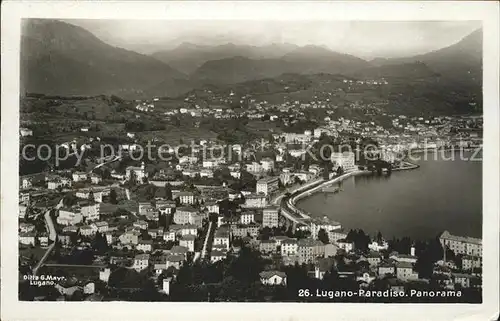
<box><xmin>296</xmin><ymin>150</ymin><xmax>482</xmax><ymax>240</ymax></box>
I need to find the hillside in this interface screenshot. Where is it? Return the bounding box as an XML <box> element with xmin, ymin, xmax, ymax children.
<box><xmin>151</xmin><ymin>42</ymin><xmax>299</xmax><ymax>74</ymax></box>
<box><xmin>281</xmin><ymin>45</ymin><xmax>371</xmax><ymax>74</ymax></box>
<box><xmin>191</xmin><ymin>56</ymin><xmax>295</xmax><ymax>85</ymax></box>
<box><xmin>189</xmin><ymin>45</ymin><xmax>370</xmax><ymax>85</ymax></box>
<box><xmin>370</xmin><ymin>29</ymin><xmax>482</xmax><ymax>85</ymax></box>
<box><xmin>20</xmin><ymin>19</ymin><xmax>190</xmax><ymax>98</ymax></box>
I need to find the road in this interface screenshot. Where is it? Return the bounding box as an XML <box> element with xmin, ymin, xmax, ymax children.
<box><xmin>32</xmin><ymin>199</ymin><xmax>63</xmax><ymax>275</ymax></box>
<box><xmin>200</xmin><ymin>221</ymin><xmax>213</xmax><ymax>259</ymax></box>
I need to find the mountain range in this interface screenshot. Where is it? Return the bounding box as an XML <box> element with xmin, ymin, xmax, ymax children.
<box><xmin>20</xmin><ymin>19</ymin><xmax>482</xmax><ymax>99</ymax></box>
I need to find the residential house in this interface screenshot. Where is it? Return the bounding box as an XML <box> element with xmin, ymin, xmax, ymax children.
<box><xmin>72</xmin><ymin>172</ymin><xmax>88</xmax><ymax>182</ymax></box>
<box><xmin>179</xmin><ymin>235</ymin><xmax>196</xmax><ymax>252</ymax></box>
<box><xmin>259</xmin><ymin>240</ymin><xmax>278</xmax><ymax>254</ymax></box>
<box><xmin>133</xmin><ymin>254</ymin><xmax>150</xmax><ymax>271</ymax></box>
<box><xmin>213</xmin><ymin>229</ymin><xmax>230</xmax><ymax>250</ymax></box>
<box><xmin>396</xmin><ymin>261</ymin><xmax>419</xmax><ymax>281</ymax></box>
<box><xmin>281</xmin><ymin>239</ymin><xmax>298</xmax><ymax>256</ymax></box>
<box><xmin>211</xmin><ymin>250</ymin><xmax>227</xmax><ymax>263</ymax></box>
<box><xmin>240</xmin><ymin>211</ymin><xmax>255</xmax><ymax>224</ymax></box>
<box><xmin>136</xmin><ymin>239</ymin><xmax>154</xmax><ymax>253</ymax></box>
<box><xmin>259</xmin><ymin>271</ymin><xmax>287</xmax><ymax>285</ymax></box>
<box><xmin>298</xmin><ymin>238</ymin><xmax>325</xmax><ymax>265</ymax></box>
<box><xmin>256</xmin><ymin>176</ymin><xmax>279</xmax><ymax>196</ymax></box>
<box><xmin>263</xmin><ymin>206</ymin><xmax>279</xmax><ymax>228</ymax></box>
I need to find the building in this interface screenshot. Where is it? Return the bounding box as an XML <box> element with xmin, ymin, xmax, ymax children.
<box><xmin>462</xmin><ymin>255</ymin><xmax>482</xmax><ymax>271</ymax></box>
<box><xmin>439</xmin><ymin>230</ymin><xmax>482</xmax><ymax>257</ymax></box>
<box><xmin>211</xmin><ymin>250</ymin><xmax>227</xmax><ymax>263</ymax></box>
<box><xmin>243</xmin><ymin>194</ymin><xmax>267</xmax><ymax>208</ymax></box>
<box><xmin>281</xmin><ymin>239</ymin><xmax>298</xmax><ymax>256</ymax></box>
<box><xmin>260</xmin><ymin>158</ymin><xmax>275</xmax><ymax>172</ymax></box>
<box><xmin>337</xmin><ymin>239</ymin><xmax>354</xmax><ymax>252</ymax></box>
<box><xmin>179</xmin><ymin>235</ymin><xmax>196</xmax><ymax>252</ymax></box>
<box><xmin>452</xmin><ymin>273</ymin><xmax>481</xmax><ymax>289</ymax></box>
<box><xmin>136</xmin><ymin>239</ymin><xmax>154</xmax><ymax>252</ymax></box>
<box><xmin>90</xmin><ymin>174</ymin><xmax>102</xmax><ymax>184</ymax></box>
<box><xmin>213</xmin><ymin>229</ymin><xmax>230</xmax><ymax>250</ymax></box>
<box><xmin>330</xmin><ymin>152</ymin><xmax>356</xmax><ymax>172</ymax></box>
<box><xmin>259</xmin><ymin>271</ymin><xmax>287</xmax><ymax>285</ymax></box>
<box><xmin>231</xmin><ymin>223</ymin><xmax>259</xmax><ymax>238</ymax></box>
<box><xmin>57</xmin><ymin>208</ymin><xmax>83</xmax><ymax>226</ymax></box>
<box><xmin>175</xmin><ymin>191</ymin><xmax>196</xmax><ymax>205</ymax></box>
<box><xmin>125</xmin><ymin>162</ymin><xmax>147</xmax><ymax>182</ymax></box>
<box><xmin>20</xmin><ymin>127</ymin><xmax>33</xmax><ymax>137</ymax></box>
<box><xmin>378</xmin><ymin>262</ymin><xmax>396</xmax><ymax>276</ymax></box>
<box><xmin>240</xmin><ymin>211</ymin><xmax>255</xmax><ymax>224</ymax></box>
<box><xmin>263</xmin><ymin>206</ymin><xmax>279</xmax><ymax>228</ymax></box>
<box><xmin>79</xmin><ymin>225</ymin><xmax>95</xmax><ymax>237</ymax></box>
<box><xmin>156</xmin><ymin>200</ymin><xmax>176</xmax><ymax>215</ymax></box>
<box><xmin>133</xmin><ymin>254</ymin><xmax>150</xmax><ymax>271</ymax></box>
<box><xmin>259</xmin><ymin>240</ymin><xmax>278</xmax><ymax>254</ymax></box>
<box><xmin>328</xmin><ymin>229</ymin><xmax>348</xmax><ymax>243</ymax></box>
<box><xmin>92</xmin><ymin>221</ymin><xmax>108</xmax><ymax>233</ymax></box>
<box><xmin>368</xmin><ymin>240</ymin><xmax>389</xmax><ymax>252</ymax></box>
<box><xmin>19</xmin><ymin>232</ymin><xmax>36</xmax><ymax>246</ymax></box>
<box><xmin>396</xmin><ymin>262</ymin><xmax>419</xmax><ymax>281</ymax></box>
<box><xmin>256</xmin><ymin>176</ymin><xmax>279</xmax><ymax>196</ymax></box>
<box><xmin>72</xmin><ymin>172</ymin><xmax>88</xmax><ymax>182</ymax></box>
<box><xmin>309</xmin><ymin>219</ymin><xmax>342</xmax><ymax>239</ymax></box>
<box><xmin>47</xmin><ymin>177</ymin><xmax>71</xmax><ymax>190</ymax></box>
<box><xmin>19</xmin><ymin>204</ymin><xmax>28</xmax><ymax>219</ymax></box>
<box><xmin>133</xmin><ymin>220</ymin><xmax>148</xmax><ymax>230</ymax></box>
<box><xmin>173</xmin><ymin>207</ymin><xmax>202</xmax><ymax>227</ymax></box>
<box><xmin>298</xmin><ymin>239</ymin><xmax>325</xmax><ymax>264</ymax></box>
<box><xmin>79</xmin><ymin>201</ymin><xmax>100</xmax><ymax>221</ymax></box>
<box><xmin>119</xmin><ymin>230</ymin><xmax>140</xmax><ymax>245</ymax></box>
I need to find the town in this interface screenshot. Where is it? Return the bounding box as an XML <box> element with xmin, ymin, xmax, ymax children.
<box><xmin>18</xmin><ymin>85</ymin><xmax>483</xmax><ymax>302</ymax></box>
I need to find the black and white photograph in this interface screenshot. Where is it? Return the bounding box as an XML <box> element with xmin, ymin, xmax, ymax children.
<box><xmin>1</xmin><ymin>1</ymin><xmax>499</xmax><ymax>321</ymax></box>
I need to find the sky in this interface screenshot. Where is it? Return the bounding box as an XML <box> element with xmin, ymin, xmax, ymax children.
<box><xmin>66</xmin><ymin>20</ymin><xmax>481</xmax><ymax>59</ymax></box>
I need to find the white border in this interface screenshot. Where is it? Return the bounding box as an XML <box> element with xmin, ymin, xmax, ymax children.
<box><xmin>1</xmin><ymin>1</ymin><xmax>499</xmax><ymax>321</ymax></box>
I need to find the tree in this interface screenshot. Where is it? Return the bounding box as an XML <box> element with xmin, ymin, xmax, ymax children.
<box><xmin>88</xmin><ymin>190</ymin><xmax>94</xmax><ymax>202</ymax></box>
<box><xmin>164</xmin><ymin>183</ymin><xmax>173</xmax><ymax>200</ymax></box>
<box><xmin>318</xmin><ymin>228</ymin><xmax>329</xmax><ymax>244</ymax></box>
<box><xmin>109</xmin><ymin>189</ymin><xmax>118</xmax><ymax>204</ymax></box>
<box><xmin>92</xmin><ymin>232</ymin><xmax>109</xmax><ymax>254</ymax></box>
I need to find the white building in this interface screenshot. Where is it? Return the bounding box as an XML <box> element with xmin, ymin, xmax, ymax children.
<box><xmin>259</xmin><ymin>271</ymin><xmax>287</xmax><ymax>285</ymax></box>
<box><xmin>256</xmin><ymin>176</ymin><xmax>279</xmax><ymax>196</ymax></box>
<box><xmin>263</xmin><ymin>206</ymin><xmax>279</xmax><ymax>228</ymax></box>
<box><xmin>240</xmin><ymin>212</ymin><xmax>255</xmax><ymax>225</ymax></box>
<box><xmin>125</xmin><ymin>162</ymin><xmax>147</xmax><ymax>183</ymax></box>
<box><xmin>331</xmin><ymin>152</ymin><xmax>356</xmax><ymax>172</ymax></box>
<box><xmin>72</xmin><ymin>172</ymin><xmax>88</xmax><ymax>182</ymax></box>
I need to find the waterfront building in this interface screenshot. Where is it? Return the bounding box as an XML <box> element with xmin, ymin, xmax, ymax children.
<box><xmin>439</xmin><ymin>230</ymin><xmax>482</xmax><ymax>257</ymax></box>
<box><xmin>309</xmin><ymin>218</ymin><xmax>342</xmax><ymax>239</ymax></box>
<box><xmin>243</xmin><ymin>194</ymin><xmax>267</xmax><ymax>208</ymax></box>
<box><xmin>330</xmin><ymin>152</ymin><xmax>356</xmax><ymax>172</ymax></box>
